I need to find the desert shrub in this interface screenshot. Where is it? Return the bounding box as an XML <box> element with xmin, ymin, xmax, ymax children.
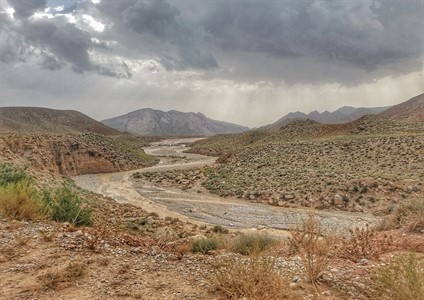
<box><xmin>396</xmin><ymin>199</ymin><xmax>424</xmax><ymax>233</ymax></box>
<box><xmin>0</xmin><ymin>163</ymin><xmax>32</xmax><ymax>187</ymax></box>
<box><xmin>212</xmin><ymin>225</ymin><xmax>229</xmax><ymax>234</ymax></box>
<box><xmin>192</xmin><ymin>237</ymin><xmax>218</xmax><ymax>254</ymax></box>
<box><xmin>43</xmin><ymin>185</ymin><xmax>92</xmax><ymax>226</ymax></box>
<box><xmin>0</xmin><ymin>181</ymin><xmax>47</xmax><ymax>220</ymax></box>
<box><xmin>213</xmin><ymin>256</ymin><xmax>293</xmax><ymax>300</ymax></box>
<box><xmin>289</xmin><ymin>215</ymin><xmax>339</xmax><ymax>284</ymax></box>
<box><xmin>231</xmin><ymin>233</ymin><xmax>275</xmax><ymax>255</ymax></box>
<box><xmin>341</xmin><ymin>224</ymin><xmax>393</xmax><ymax>262</ymax></box>
<box><xmin>39</xmin><ymin>262</ymin><xmax>86</xmax><ymax>290</ymax></box>
<box><xmin>373</xmin><ymin>252</ymin><xmax>424</xmax><ymax>300</ymax></box>
<box><xmin>379</xmin><ymin>199</ymin><xmax>424</xmax><ymax>233</ymax></box>
<box><xmin>377</xmin><ymin>214</ymin><xmax>399</xmax><ymax>231</ymax></box>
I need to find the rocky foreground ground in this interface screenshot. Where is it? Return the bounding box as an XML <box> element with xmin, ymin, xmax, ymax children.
<box><xmin>2</xmin><ymin>190</ymin><xmax>423</xmax><ymax>300</ymax></box>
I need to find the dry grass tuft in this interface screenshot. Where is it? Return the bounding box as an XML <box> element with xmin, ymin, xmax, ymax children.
<box><xmin>0</xmin><ymin>182</ymin><xmax>48</xmax><ymax>221</ymax></box>
<box><xmin>192</xmin><ymin>237</ymin><xmax>218</xmax><ymax>254</ymax></box>
<box><xmin>230</xmin><ymin>233</ymin><xmax>276</xmax><ymax>256</ymax></box>
<box><xmin>289</xmin><ymin>215</ymin><xmax>339</xmax><ymax>284</ymax></box>
<box><xmin>341</xmin><ymin>224</ymin><xmax>393</xmax><ymax>262</ymax></box>
<box><xmin>379</xmin><ymin>199</ymin><xmax>424</xmax><ymax>233</ymax></box>
<box><xmin>397</xmin><ymin>199</ymin><xmax>424</xmax><ymax>233</ymax></box>
<box><xmin>38</xmin><ymin>262</ymin><xmax>86</xmax><ymax>290</ymax></box>
<box><xmin>373</xmin><ymin>252</ymin><xmax>424</xmax><ymax>300</ymax></box>
<box><xmin>213</xmin><ymin>256</ymin><xmax>295</xmax><ymax>300</ymax></box>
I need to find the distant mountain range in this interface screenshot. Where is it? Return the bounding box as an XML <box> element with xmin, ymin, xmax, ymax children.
<box><xmin>265</xmin><ymin>105</ymin><xmax>390</xmax><ymax>129</ymax></box>
<box><xmin>1</xmin><ymin>93</ymin><xmax>422</xmax><ymax>137</ymax></box>
<box><xmin>380</xmin><ymin>93</ymin><xmax>424</xmax><ymax>121</ymax></box>
<box><xmin>102</xmin><ymin>109</ymin><xmax>250</xmax><ymax>136</ymax></box>
<box><xmin>0</xmin><ymin>107</ymin><xmax>119</xmax><ymax>135</ymax></box>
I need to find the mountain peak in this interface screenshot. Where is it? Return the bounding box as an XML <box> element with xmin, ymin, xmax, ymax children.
<box><xmin>102</xmin><ymin>109</ymin><xmax>249</xmax><ymax>136</ymax></box>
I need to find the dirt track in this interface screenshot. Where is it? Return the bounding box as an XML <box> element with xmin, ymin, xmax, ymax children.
<box><xmin>74</xmin><ymin>138</ymin><xmax>380</xmax><ymax>235</ymax></box>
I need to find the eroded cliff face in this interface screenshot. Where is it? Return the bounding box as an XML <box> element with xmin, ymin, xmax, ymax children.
<box><xmin>0</xmin><ymin>133</ymin><xmax>155</xmax><ymax>175</ymax></box>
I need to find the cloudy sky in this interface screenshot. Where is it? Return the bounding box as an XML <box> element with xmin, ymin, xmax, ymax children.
<box><xmin>0</xmin><ymin>0</ymin><xmax>423</xmax><ymax>127</ymax></box>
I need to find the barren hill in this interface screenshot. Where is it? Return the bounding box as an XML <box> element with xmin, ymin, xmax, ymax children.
<box><xmin>102</xmin><ymin>108</ymin><xmax>249</xmax><ymax>136</ymax></box>
<box><xmin>380</xmin><ymin>93</ymin><xmax>424</xmax><ymax>121</ymax></box>
<box><xmin>0</xmin><ymin>107</ymin><xmax>119</xmax><ymax>135</ymax></box>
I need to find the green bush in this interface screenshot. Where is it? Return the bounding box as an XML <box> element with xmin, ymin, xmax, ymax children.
<box><xmin>43</xmin><ymin>185</ymin><xmax>92</xmax><ymax>226</ymax></box>
<box><xmin>0</xmin><ymin>163</ymin><xmax>32</xmax><ymax>187</ymax></box>
<box><xmin>374</xmin><ymin>252</ymin><xmax>424</xmax><ymax>300</ymax></box>
<box><xmin>192</xmin><ymin>237</ymin><xmax>218</xmax><ymax>254</ymax></box>
<box><xmin>0</xmin><ymin>163</ymin><xmax>92</xmax><ymax>226</ymax></box>
<box><xmin>232</xmin><ymin>234</ymin><xmax>275</xmax><ymax>255</ymax></box>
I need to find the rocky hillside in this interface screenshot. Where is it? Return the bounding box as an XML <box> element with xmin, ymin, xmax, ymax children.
<box><xmin>188</xmin><ymin>115</ymin><xmax>424</xmax><ymax>158</ymax></box>
<box><xmin>0</xmin><ymin>133</ymin><xmax>157</xmax><ymax>176</ymax></box>
<box><xmin>0</xmin><ymin>107</ymin><xmax>120</xmax><ymax>135</ymax></box>
<box><xmin>189</xmin><ymin>115</ymin><xmax>424</xmax><ymax>213</ymax></box>
<box><xmin>265</xmin><ymin>105</ymin><xmax>389</xmax><ymax>129</ymax></box>
<box><xmin>102</xmin><ymin>109</ymin><xmax>249</xmax><ymax>136</ymax></box>
<box><xmin>380</xmin><ymin>93</ymin><xmax>424</xmax><ymax>121</ymax></box>
<box><xmin>187</xmin><ymin>130</ymin><xmax>271</xmax><ymax>161</ymax></box>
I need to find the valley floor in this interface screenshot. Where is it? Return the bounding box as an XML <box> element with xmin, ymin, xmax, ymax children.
<box><xmin>74</xmin><ymin>139</ymin><xmax>379</xmax><ymax>236</ymax></box>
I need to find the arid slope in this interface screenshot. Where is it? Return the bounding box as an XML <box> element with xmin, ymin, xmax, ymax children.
<box><xmin>380</xmin><ymin>93</ymin><xmax>424</xmax><ymax>121</ymax></box>
<box><xmin>0</xmin><ymin>107</ymin><xmax>119</xmax><ymax>135</ymax></box>
<box><xmin>189</xmin><ymin>115</ymin><xmax>424</xmax><ymax>213</ymax></box>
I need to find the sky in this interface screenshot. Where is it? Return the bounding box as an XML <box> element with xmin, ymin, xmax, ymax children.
<box><xmin>0</xmin><ymin>0</ymin><xmax>423</xmax><ymax>128</ymax></box>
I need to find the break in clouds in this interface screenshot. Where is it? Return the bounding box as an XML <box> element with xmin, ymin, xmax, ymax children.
<box><xmin>1</xmin><ymin>0</ymin><xmax>423</xmax><ymax>127</ymax></box>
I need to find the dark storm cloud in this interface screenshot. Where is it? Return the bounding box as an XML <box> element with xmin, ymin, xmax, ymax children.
<box><xmin>97</xmin><ymin>0</ymin><xmax>218</xmax><ymax>70</ymax></box>
<box><xmin>8</xmin><ymin>0</ymin><xmax>46</xmax><ymax>19</ymax></box>
<box><xmin>1</xmin><ymin>0</ymin><xmax>422</xmax><ymax>83</ymax></box>
<box><xmin>21</xmin><ymin>17</ymin><xmax>94</xmax><ymax>72</ymax></box>
<box><xmin>122</xmin><ymin>0</ymin><xmax>179</xmax><ymax>39</ymax></box>
<box><xmin>201</xmin><ymin>0</ymin><xmax>423</xmax><ymax>72</ymax></box>
<box><xmin>0</xmin><ymin>14</ymin><xmax>32</xmax><ymax>63</ymax></box>
<box><xmin>1</xmin><ymin>0</ymin><xmax>132</xmax><ymax>78</ymax></box>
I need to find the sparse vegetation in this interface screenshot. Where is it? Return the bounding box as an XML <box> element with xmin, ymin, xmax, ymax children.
<box><xmin>373</xmin><ymin>252</ymin><xmax>424</xmax><ymax>300</ymax></box>
<box><xmin>212</xmin><ymin>224</ymin><xmax>229</xmax><ymax>234</ymax></box>
<box><xmin>192</xmin><ymin>237</ymin><xmax>218</xmax><ymax>254</ymax></box>
<box><xmin>231</xmin><ymin>233</ymin><xmax>275</xmax><ymax>255</ymax></box>
<box><xmin>395</xmin><ymin>199</ymin><xmax>424</xmax><ymax>232</ymax></box>
<box><xmin>290</xmin><ymin>215</ymin><xmax>339</xmax><ymax>284</ymax></box>
<box><xmin>0</xmin><ymin>163</ymin><xmax>92</xmax><ymax>226</ymax></box>
<box><xmin>341</xmin><ymin>224</ymin><xmax>393</xmax><ymax>262</ymax></box>
<box><xmin>39</xmin><ymin>262</ymin><xmax>87</xmax><ymax>290</ymax></box>
<box><xmin>0</xmin><ymin>181</ymin><xmax>48</xmax><ymax>220</ymax></box>
<box><xmin>0</xmin><ymin>164</ymin><xmax>48</xmax><ymax>220</ymax></box>
<box><xmin>194</xmin><ymin>126</ymin><xmax>424</xmax><ymax>213</ymax></box>
<box><xmin>213</xmin><ymin>256</ymin><xmax>293</xmax><ymax>300</ymax></box>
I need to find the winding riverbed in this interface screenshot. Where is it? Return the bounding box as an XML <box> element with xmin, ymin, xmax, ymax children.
<box><xmin>74</xmin><ymin>138</ymin><xmax>380</xmax><ymax>235</ymax></box>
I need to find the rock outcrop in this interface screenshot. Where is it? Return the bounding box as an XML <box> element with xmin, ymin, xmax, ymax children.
<box><xmin>0</xmin><ymin>133</ymin><xmax>157</xmax><ymax>176</ymax></box>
